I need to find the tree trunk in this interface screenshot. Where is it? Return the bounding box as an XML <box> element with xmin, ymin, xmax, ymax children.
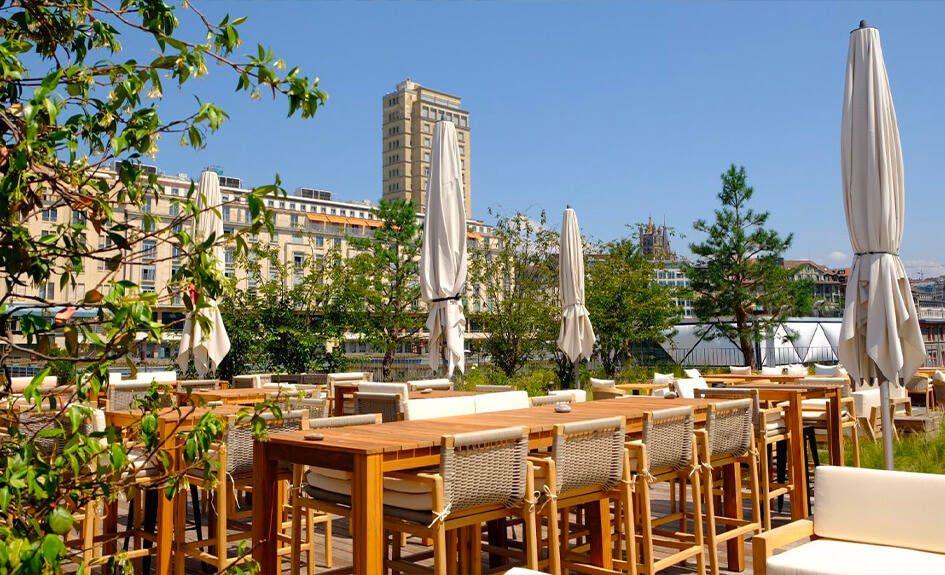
<box><xmin>739</xmin><ymin>336</ymin><xmax>755</xmax><ymax>369</ymax></box>
<box><xmin>383</xmin><ymin>348</ymin><xmax>395</xmax><ymax>382</ymax></box>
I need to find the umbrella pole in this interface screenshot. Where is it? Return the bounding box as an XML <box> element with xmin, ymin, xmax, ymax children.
<box><xmin>879</xmin><ymin>379</ymin><xmax>895</xmax><ymax>470</ymax></box>
<box><xmin>572</xmin><ymin>359</ymin><xmax>580</xmax><ymax>390</ymax></box>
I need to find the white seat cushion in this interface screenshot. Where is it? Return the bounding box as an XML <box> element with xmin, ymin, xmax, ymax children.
<box><xmin>729</xmin><ymin>366</ymin><xmax>752</xmax><ymax>375</ymax></box>
<box><xmin>139</xmin><ymin>371</ymin><xmax>177</xmax><ymax>383</ymax></box>
<box><xmin>683</xmin><ymin>369</ymin><xmax>701</xmax><ymax>378</ymax></box>
<box><xmin>653</xmin><ymin>372</ymin><xmax>675</xmax><ymax>385</ymax></box>
<box><xmin>786</xmin><ymin>364</ymin><xmax>808</xmax><ymax>377</ymax></box>
<box><xmin>761</xmin><ymin>367</ymin><xmax>784</xmax><ymax>376</ymax></box>
<box><xmin>307</xmin><ymin>470</ymin><xmax>432</xmax><ymax>510</ymax></box>
<box><xmin>766</xmin><ymin>539</ymin><xmax>945</xmax><ymax>575</ymax></box>
<box><xmin>358</xmin><ymin>382</ymin><xmax>409</xmax><ymax>399</ymax></box>
<box><xmin>404</xmin><ymin>396</ymin><xmax>476</xmax><ymax>420</ymax></box>
<box><xmin>474</xmin><ymin>391</ymin><xmax>529</xmax><ymax>413</ymax></box>
<box><xmin>814</xmin><ymin>466</ymin><xmax>945</xmax><ymax>554</ymax></box>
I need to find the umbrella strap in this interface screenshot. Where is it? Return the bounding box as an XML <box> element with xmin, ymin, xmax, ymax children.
<box><xmin>431</xmin><ymin>294</ymin><xmax>462</xmax><ymax>303</ymax></box>
<box><xmin>854</xmin><ymin>251</ymin><xmax>898</xmax><ymax>256</ymax></box>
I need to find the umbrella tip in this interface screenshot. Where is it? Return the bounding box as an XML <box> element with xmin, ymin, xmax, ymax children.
<box><xmin>566</xmin><ymin>204</ymin><xmax>572</xmax><ymax>209</ymax></box>
<box><xmin>859</xmin><ymin>19</ymin><xmax>869</xmax><ymax>28</ymax></box>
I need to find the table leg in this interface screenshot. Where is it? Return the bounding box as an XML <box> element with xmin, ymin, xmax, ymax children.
<box><xmin>585</xmin><ymin>499</ymin><xmax>613</xmax><ymax>569</ymax></box>
<box><xmin>155</xmin><ymin>425</ymin><xmax>179</xmax><ymax>575</ymax></box>
<box><xmin>788</xmin><ymin>397</ymin><xmax>809</xmax><ymax>519</ymax></box>
<box><xmin>828</xmin><ymin>391</ymin><xmax>843</xmax><ymax>466</ymax></box>
<box><xmin>486</xmin><ymin>518</ymin><xmax>509</xmax><ymax>569</ymax></box>
<box><xmin>723</xmin><ymin>462</ymin><xmax>745</xmax><ymax>572</ymax></box>
<box><xmin>252</xmin><ymin>439</ymin><xmax>280</xmax><ymax>574</ymax></box>
<box><xmin>352</xmin><ymin>453</ymin><xmax>384</xmax><ymax>574</ymax></box>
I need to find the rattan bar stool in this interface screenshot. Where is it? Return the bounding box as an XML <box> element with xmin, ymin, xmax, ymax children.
<box><xmin>290</xmin><ymin>413</ymin><xmax>383</xmax><ymax>575</ymax></box>
<box><xmin>624</xmin><ymin>406</ymin><xmax>705</xmax><ymax>575</ymax></box>
<box><xmin>529</xmin><ymin>416</ymin><xmax>633</xmax><ymax>575</ymax></box>
<box><xmin>176</xmin><ymin>410</ymin><xmax>308</xmax><ymax>573</ymax></box>
<box><xmin>353</xmin><ymin>391</ymin><xmax>404</xmax><ymax>423</ymax></box>
<box><xmin>384</xmin><ymin>426</ymin><xmax>538</xmax><ymax>575</ymax></box>
<box><xmin>696</xmin><ymin>399</ymin><xmax>761</xmax><ymax>575</ymax></box>
<box><xmin>695</xmin><ymin>387</ymin><xmax>793</xmax><ymax>531</ymax></box>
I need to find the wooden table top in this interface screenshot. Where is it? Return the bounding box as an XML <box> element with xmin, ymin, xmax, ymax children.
<box><xmin>181</xmin><ymin>387</ymin><xmax>269</xmax><ymax>402</ymax></box>
<box><xmin>704</xmin><ymin>373</ymin><xmax>809</xmax><ymax>383</ymax></box>
<box><xmin>266</xmin><ymin>396</ymin><xmax>716</xmax><ymax>456</ymax></box>
<box><xmin>616</xmin><ymin>383</ymin><xmax>671</xmax><ymax>390</ymax></box>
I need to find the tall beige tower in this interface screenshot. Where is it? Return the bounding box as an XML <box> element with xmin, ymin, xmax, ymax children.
<box><xmin>382</xmin><ymin>80</ymin><xmax>471</xmax><ymax>215</ymax></box>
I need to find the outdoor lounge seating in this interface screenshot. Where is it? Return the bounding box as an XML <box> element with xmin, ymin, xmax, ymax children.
<box><xmin>407</xmin><ymin>378</ymin><xmax>453</xmax><ymax>391</ymax></box>
<box><xmin>354</xmin><ymin>391</ymin><xmax>404</xmax><ymax>422</ymax></box>
<box><xmin>753</xmin><ymin>466</ymin><xmax>945</xmax><ymax>575</ymax></box>
<box><xmin>473</xmin><ymin>384</ymin><xmax>514</xmax><ymax>393</ymax></box>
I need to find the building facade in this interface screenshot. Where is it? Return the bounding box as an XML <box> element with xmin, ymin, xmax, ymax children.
<box><xmin>381</xmin><ymin>80</ymin><xmax>472</xmax><ymax>215</ymax></box>
<box><xmin>783</xmin><ymin>260</ymin><xmax>845</xmax><ymax>308</ymax></box>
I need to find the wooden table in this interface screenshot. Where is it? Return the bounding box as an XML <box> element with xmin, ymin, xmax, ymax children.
<box><xmin>178</xmin><ymin>387</ymin><xmax>270</xmax><ymax>406</ymax></box>
<box><xmin>331</xmin><ymin>385</ymin><xmax>477</xmax><ymax>417</ymax></box>
<box><xmin>107</xmin><ymin>405</ymin><xmax>242</xmax><ymax>575</ymax></box>
<box><xmin>704</xmin><ymin>373</ymin><xmax>809</xmax><ymax>384</ymax></box>
<box><xmin>253</xmin><ymin>397</ymin><xmax>730</xmax><ymax>574</ymax></box>
<box><xmin>616</xmin><ymin>382</ymin><xmax>671</xmax><ymax>395</ymax></box>
<box><xmin>720</xmin><ymin>382</ymin><xmax>844</xmax><ymax>520</ymax></box>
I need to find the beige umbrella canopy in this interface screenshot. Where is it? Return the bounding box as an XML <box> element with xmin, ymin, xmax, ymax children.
<box><xmin>177</xmin><ymin>170</ymin><xmax>231</xmax><ymax>377</ymax></box>
<box><xmin>838</xmin><ymin>21</ymin><xmax>926</xmax><ymax>468</ymax></box>
<box><xmin>419</xmin><ymin>121</ymin><xmax>468</xmax><ymax>377</ymax></box>
<box><xmin>558</xmin><ymin>207</ymin><xmax>595</xmax><ymax>387</ymax></box>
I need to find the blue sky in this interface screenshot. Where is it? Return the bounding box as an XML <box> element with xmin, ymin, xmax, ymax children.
<box><xmin>136</xmin><ymin>1</ymin><xmax>945</xmax><ymax>277</ymax></box>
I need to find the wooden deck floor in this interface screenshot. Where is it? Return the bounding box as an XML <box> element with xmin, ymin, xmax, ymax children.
<box><xmin>164</xmin><ymin>480</ymin><xmax>802</xmax><ymax>574</ymax></box>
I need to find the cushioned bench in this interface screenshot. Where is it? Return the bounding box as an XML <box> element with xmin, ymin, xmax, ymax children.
<box><xmin>754</xmin><ymin>466</ymin><xmax>945</xmax><ymax>575</ymax></box>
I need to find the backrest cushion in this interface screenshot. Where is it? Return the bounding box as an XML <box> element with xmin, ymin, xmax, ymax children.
<box><xmin>590</xmin><ymin>378</ymin><xmax>615</xmax><ymax>389</ymax></box>
<box><xmin>549</xmin><ymin>389</ymin><xmax>586</xmax><ymax>402</ymax></box>
<box><xmin>729</xmin><ymin>366</ymin><xmax>751</xmax><ymax>375</ymax></box>
<box><xmin>673</xmin><ymin>378</ymin><xmax>708</xmax><ymax>399</ymax></box>
<box><xmin>407</xmin><ymin>378</ymin><xmax>452</xmax><ymax>390</ymax></box>
<box><xmin>474</xmin><ymin>391</ymin><xmax>530</xmax><ymax>414</ymax></box>
<box><xmin>10</xmin><ymin>376</ymin><xmax>57</xmax><ymax>393</ymax></box>
<box><xmin>108</xmin><ymin>372</ymin><xmax>123</xmax><ymax>384</ymax></box>
<box><xmin>814</xmin><ymin>466</ymin><xmax>945</xmax><ymax>554</ymax></box>
<box><xmin>330</xmin><ymin>372</ymin><xmax>369</xmax><ymax>383</ymax></box>
<box><xmin>653</xmin><ymin>372</ymin><xmax>675</xmax><ymax>385</ymax></box>
<box><xmin>786</xmin><ymin>364</ymin><xmax>808</xmax><ymax>377</ymax></box>
<box><xmin>404</xmin><ymin>396</ymin><xmax>476</xmax><ymax>420</ymax></box>
<box><xmin>683</xmin><ymin>369</ymin><xmax>701</xmax><ymax>378</ymax></box>
<box><xmin>359</xmin><ymin>382</ymin><xmax>409</xmax><ymax>400</ymax></box>
<box><xmin>761</xmin><ymin>367</ymin><xmax>784</xmax><ymax>376</ymax></box>
<box><xmin>814</xmin><ymin>363</ymin><xmax>840</xmax><ymax>376</ymax></box>
<box><xmin>140</xmin><ymin>371</ymin><xmax>177</xmax><ymax>383</ymax></box>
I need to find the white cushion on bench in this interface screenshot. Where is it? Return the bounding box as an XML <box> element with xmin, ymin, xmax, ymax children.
<box><xmin>549</xmin><ymin>389</ymin><xmax>586</xmax><ymax>402</ymax></box>
<box><xmin>474</xmin><ymin>391</ymin><xmax>530</xmax><ymax>413</ymax></box>
<box><xmin>814</xmin><ymin>466</ymin><xmax>945</xmax><ymax>554</ymax></box>
<box><xmin>766</xmin><ymin>538</ymin><xmax>945</xmax><ymax>575</ymax></box>
<box><xmin>404</xmin><ymin>396</ymin><xmax>476</xmax><ymax>420</ymax></box>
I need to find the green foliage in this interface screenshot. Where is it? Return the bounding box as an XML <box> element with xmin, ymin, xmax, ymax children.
<box><xmin>457</xmin><ymin>364</ymin><xmax>559</xmax><ymax>395</ymax></box>
<box><xmin>787</xmin><ymin>278</ymin><xmax>815</xmax><ymax>316</ymax></box>
<box><xmin>687</xmin><ymin>165</ymin><xmax>797</xmax><ymax>368</ymax></box>
<box><xmin>469</xmin><ymin>210</ymin><xmax>559</xmax><ymax>377</ymax></box>
<box><xmin>346</xmin><ymin>200</ymin><xmax>424</xmax><ymax>381</ymax></box>
<box><xmin>43</xmin><ymin>347</ymin><xmax>76</xmax><ymax>387</ymax></box>
<box><xmin>586</xmin><ymin>239</ymin><xmax>680</xmax><ymax>377</ymax></box>
<box><xmin>0</xmin><ymin>1</ymin><xmax>325</xmax><ymax>571</ymax></box>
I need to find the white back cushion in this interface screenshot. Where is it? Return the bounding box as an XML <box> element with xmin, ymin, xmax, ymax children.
<box><xmin>108</xmin><ymin>372</ymin><xmax>124</xmax><ymax>384</ymax></box>
<box><xmin>673</xmin><ymin>378</ymin><xmax>708</xmax><ymax>399</ymax></box>
<box><xmin>653</xmin><ymin>372</ymin><xmax>675</xmax><ymax>385</ymax></box>
<box><xmin>404</xmin><ymin>396</ymin><xmax>476</xmax><ymax>420</ymax></box>
<box><xmin>761</xmin><ymin>367</ymin><xmax>784</xmax><ymax>376</ymax></box>
<box><xmin>814</xmin><ymin>466</ymin><xmax>945</xmax><ymax>554</ymax></box>
<box><xmin>359</xmin><ymin>382</ymin><xmax>409</xmax><ymax>399</ymax></box>
<box><xmin>140</xmin><ymin>371</ymin><xmax>177</xmax><ymax>383</ymax></box>
<box><xmin>548</xmin><ymin>389</ymin><xmax>586</xmax><ymax>402</ymax></box>
<box><xmin>330</xmin><ymin>372</ymin><xmax>368</xmax><ymax>382</ymax></box>
<box><xmin>590</xmin><ymin>378</ymin><xmax>615</xmax><ymax>389</ymax></box>
<box><xmin>407</xmin><ymin>378</ymin><xmax>451</xmax><ymax>390</ymax></box>
<box><xmin>729</xmin><ymin>366</ymin><xmax>751</xmax><ymax>375</ymax></box>
<box><xmin>852</xmin><ymin>389</ymin><xmax>881</xmax><ymax>419</ymax></box>
<box><xmin>474</xmin><ymin>391</ymin><xmax>530</xmax><ymax>414</ymax></box>
<box><xmin>786</xmin><ymin>364</ymin><xmax>808</xmax><ymax>376</ymax></box>
<box><xmin>10</xmin><ymin>376</ymin><xmax>57</xmax><ymax>393</ymax></box>
<box><xmin>683</xmin><ymin>369</ymin><xmax>701</xmax><ymax>378</ymax></box>
<box><xmin>814</xmin><ymin>363</ymin><xmax>840</xmax><ymax>376</ymax></box>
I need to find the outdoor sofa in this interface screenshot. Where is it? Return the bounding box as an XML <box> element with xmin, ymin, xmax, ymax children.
<box><xmin>753</xmin><ymin>465</ymin><xmax>945</xmax><ymax>575</ymax></box>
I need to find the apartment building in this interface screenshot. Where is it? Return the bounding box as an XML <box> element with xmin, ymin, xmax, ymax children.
<box><xmin>382</xmin><ymin>80</ymin><xmax>472</xmax><ymax>215</ymax></box>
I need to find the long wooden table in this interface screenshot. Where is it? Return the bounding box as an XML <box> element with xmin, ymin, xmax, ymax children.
<box><xmin>107</xmin><ymin>405</ymin><xmax>243</xmax><ymax>575</ymax></box>
<box><xmin>722</xmin><ymin>382</ymin><xmax>844</xmax><ymax>519</ymax></box>
<box><xmin>253</xmin><ymin>397</ymin><xmax>734</xmax><ymax>574</ymax></box>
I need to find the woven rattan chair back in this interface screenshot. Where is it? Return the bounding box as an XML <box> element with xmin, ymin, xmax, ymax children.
<box><xmin>107</xmin><ymin>381</ymin><xmax>175</xmax><ymax>411</ymax></box>
<box><xmin>353</xmin><ymin>392</ymin><xmax>403</xmax><ymax>423</ymax></box>
<box><xmin>695</xmin><ymin>387</ymin><xmax>764</xmax><ymax>430</ymax></box>
<box><xmin>473</xmin><ymin>384</ymin><xmax>514</xmax><ymax>393</ymax></box>
<box><xmin>440</xmin><ymin>426</ymin><xmax>529</xmax><ymax>512</ymax></box>
<box><xmin>10</xmin><ymin>409</ymin><xmax>98</xmax><ymax>455</ymax></box>
<box><xmin>280</xmin><ymin>397</ymin><xmax>329</xmax><ymax>420</ymax></box>
<box><xmin>308</xmin><ymin>413</ymin><xmax>382</xmax><ymax>428</ymax></box>
<box><xmin>592</xmin><ymin>388</ymin><xmax>624</xmax><ymax>401</ymax></box>
<box><xmin>551</xmin><ymin>416</ymin><xmax>625</xmax><ymax>494</ymax></box>
<box><xmin>705</xmin><ymin>399</ymin><xmax>753</xmax><ymax>458</ymax></box>
<box><xmin>224</xmin><ymin>410</ymin><xmax>306</xmax><ymax>475</ymax></box>
<box><xmin>176</xmin><ymin>379</ymin><xmax>221</xmax><ymax>393</ymax></box>
<box><xmin>529</xmin><ymin>394</ymin><xmax>574</xmax><ymax>407</ymax></box>
<box><xmin>641</xmin><ymin>406</ymin><xmax>694</xmax><ymax>473</ymax></box>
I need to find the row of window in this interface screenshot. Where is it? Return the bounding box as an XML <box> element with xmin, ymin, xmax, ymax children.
<box><xmin>421</xmin><ymin>105</ymin><xmax>468</xmax><ymax>127</ymax></box>
<box><xmin>422</xmin><ymin>123</ymin><xmax>466</xmax><ymax>142</ymax></box>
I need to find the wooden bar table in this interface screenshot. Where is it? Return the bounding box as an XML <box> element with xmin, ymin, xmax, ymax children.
<box><xmin>703</xmin><ymin>373</ymin><xmax>809</xmax><ymax>385</ymax></box>
<box><xmin>253</xmin><ymin>396</ymin><xmax>720</xmax><ymax>574</ymax></box>
<box><xmin>107</xmin><ymin>405</ymin><xmax>242</xmax><ymax>575</ymax></box>
<box><xmin>723</xmin><ymin>382</ymin><xmax>844</xmax><ymax>520</ymax></box>
<box><xmin>177</xmin><ymin>387</ymin><xmax>270</xmax><ymax>406</ymax></box>
<box><xmin>615</xmin><ymin>382</ymin><xmax>671</xmax><ymax>395</ymax></box>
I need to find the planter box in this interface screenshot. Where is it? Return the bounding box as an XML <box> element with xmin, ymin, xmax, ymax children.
<box><xmin>895</xmin><ymin>412</ymin><xmax>942</xmax><ymax>436</ymax></box>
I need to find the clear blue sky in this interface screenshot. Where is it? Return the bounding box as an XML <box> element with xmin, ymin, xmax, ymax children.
<box><xmin>140</xmin><ymin>1</ymin><xmax>945</xmax><ymax>277</ymax></box>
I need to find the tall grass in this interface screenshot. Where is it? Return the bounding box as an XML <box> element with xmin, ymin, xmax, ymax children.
<box><xmin>845</xmin><ymin>422</ymin><xmax>945</xmax><ymax>474</ymax></box>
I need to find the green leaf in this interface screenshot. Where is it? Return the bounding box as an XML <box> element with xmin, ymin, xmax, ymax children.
<box><xmin>48</xmin><ymin>506</ymin><xmax>75</xmax><ymax>535</ymax></box>
<box><xmin>41</xmin><ymin>533</ymin><xmax>65</xmax><ymax>562</ymax></box>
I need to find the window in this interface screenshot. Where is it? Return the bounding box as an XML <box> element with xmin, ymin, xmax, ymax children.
<box><xmin>143</xmin><ymin>197</ymin><xmax>152</xmax><ymax>213</ymax></box>
<box><xmin>42</xmin><ymin>208</ymin><xmax>57</xmax><ymax>221</ymax></box>
<box><xmin>76</xmin><ymin>283</ymin><xmax>86</xmax><ymax>298</ymax></box>
<box><xmin>224</xmin><ymin>249</ymin><xmax>235</xmax><ymax>277</ymax></box>
<box><xmin>141</xmin><ymin>266</ymin><xmax>156</xmax><ymax>283</ymax></box>
<box><xmin>279</xmin><ymin>202</ymin><xmax>285</xmax><ymax>209</ymax></box>
<box><xmin>459</xmin><ymin>145</ymin><xmax>465</xmax><ymax>156</ymax></box>
<box><xmin>172</xmin><ymin>246</ymin><xmax>182</xmax><ymax>260</ymax></box>
<box><xmin>267</xmin><ymin>200</ymin><xmax>274</xmax><ymax>207</ymax></box>
<box><xmin>424</xmin><ymin>152</ymin><xmax>431</xmax><ymax>162</ymax></box>
<box><xmin>72</xmin><ymin>211</ymin><xmax>86</xmax><ymax>225</ymax></box>
<box><xmin>290</xmin><ymin>214</ymin><xmax>299</xmax><ymax>227</ymax></box>
<box><xmin>461</xmin><ymin>159</ymin><xmax>465</xmax><ymax>170</ymax></box>
<box><xmin>270</xmin><ymin>231</ymin><xmax>279</xmax><ymax>244</ymax></box>
<box><xmin>424</xmin><ymin>123</ymin><xmax>431</xmax><ymax>133</ymax></box>
<box><xmin>334</xmin><ymin>237</ymin><xmax>342</xmax><ymax>248</ymax></box>
<box><xmin>289</xmin><ymin>203</ymin><xmax>296</xmax><ymax>210</ymax></box>
<box><xmin>142</xmin><ymin>240</ymin><xmax>157</xmax><ymax>262</ymax></box>
<box><xmin>169</xmin><ymin>204</ymin><xmax>179</xmax><ymax>217</ymax></box>
<box><xmin>222</xmin><ymin>206</ymin><xmax>231</xmax><ymax>221</ymax></box>
<box><xmin>293</xmin><ymin>252</ymin><xmax>305</xmax><ymax>268</ymax></box>
<box><xmin>330</xmin><ymin>208</ymin><xmax>336</xmax><ymax>215</ymax></box>
<box><xmin>423</xmin><ymin>137</ymin><xmax>431</xmax><ymax>147</ymax></box>
<box><xmin>458</xmin><ymin>132</ymin><xmax>465</xmax><ymax>142</ymax></box>
<box><xmin>315</xmin><ymin>235</ymin><xmax>324</xmax><ymax>248</ymax></box>
<box><xmin>39</xmin><ymin>282</ymin><xmax>54</xmax><ymax>299</ymax></box>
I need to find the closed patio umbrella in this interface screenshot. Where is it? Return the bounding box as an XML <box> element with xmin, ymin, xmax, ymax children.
<box><xmin>558</xmin><ymin>206</ymin><xmax>595</xmax><ymax>389</ymax></box>
<box><xmin>838</xmin><ymin>21</ymin><xmax>926</xmax><ymax>469</ymax></box>
<box><xmin>420</xmin><ymin>121</ymin><xmax>468</xmax><ymax>377</ymax></box>
<box><xmin>177</xmin><ymin>170</ymin><xmax>231</xmax><ymax>377</ymax></box>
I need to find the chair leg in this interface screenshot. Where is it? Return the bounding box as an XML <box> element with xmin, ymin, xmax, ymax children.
<box><xmin>703</xmin><ymin>463</ymin><xmax>720</xmax><ymax>575</ymax></box>
<box><xmin>174</xmin><ymin>486</ymin><xmax>187</xmax><ymax>574</ymax></box>
<box><xmin>637</xmin><ymin>478</ymin><xmax>655</xmax><ymax>575</ymax></box>
<box><xmin>434</xmin><ymin>523</ymin><xmax>448</xmax><ymax>575</ymax></box>
<box><xmin>776</xmin><ymin>440</ymin><xmax>787</xmax><ymax>513</ymax></box>
<box><xmin>544</xmin><ymin>495</ymin><xmax>562</xmax><ymax>575</ymax></box>
<box><xmin>324</xmin><ymin>513</ymin><xmax>333</xmax><ymax>568</ymax></box>
<box><xmin>850</xmin><ymin>424</ymin><xmax>861</xmax><ymax>468</ymax></box>
<box><xmin>758</xmin><ymin>441</ymin><xmax>772</xmax><ymax>532</ymax></box>
<box><xmin>689</xmin><ymin>467</ymin><xmax>706</xmax><ymax>575</ymax></box>
<box><xmin>522</xmin><ymin>506</ymin><xmax>539</xmax><ymax>570</ymax></box>
<box><xmin>142</xmin><ymin>490</ymin><xmax>158</xmax><ymax>575</ymax></box>
<box><xmin>621</xmin><ymin>486</ymin><xmax>637</xmax><ymax>575</ymax></box>
<box><xmin>215</xmin><ymin>479</ymin><xmax>228</xmax><ymax>572</ymax></box>
<box><xmin>290</xmin><ymin>496</ymin><xmax>302</xmax><ymax>575</ymax></box>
